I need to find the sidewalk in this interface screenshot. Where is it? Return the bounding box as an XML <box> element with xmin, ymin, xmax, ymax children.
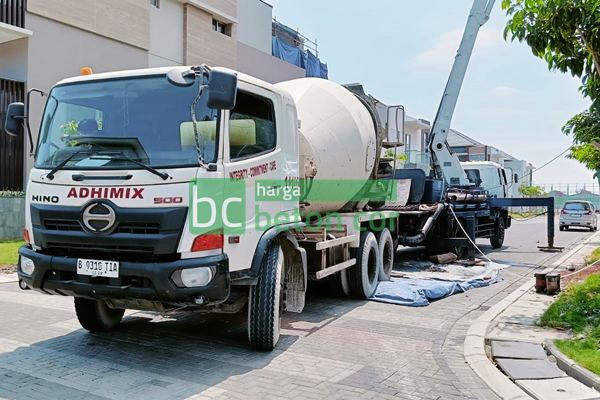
<box><xmin>466</xmin><ymin>231</ymin><xmax>600</xmax><ymax>400</ymax></box>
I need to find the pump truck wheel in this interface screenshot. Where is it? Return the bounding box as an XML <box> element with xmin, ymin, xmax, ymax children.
<box><xmin>248</xmin><ymin>241</ymin><xmax>285</xmax><ymax>350</ymax></box>
<box><xmin>490</xmin><ymin>217</ymin><xmax>505</xmax><ymax>249</ymax></box>
<box><xmin>348</xmin><ymin>231</ymin><xmax>380</xmax><ymax>299</ymax></box>
<box><xmin>74</xmin><ymin>298</ymin><xmax>125</xmax><ymax>332</ymax></box>
<box><xmin>375</xmin><ymin>228</ymin><xmax>394</xmax><ymax>281</ymax></box>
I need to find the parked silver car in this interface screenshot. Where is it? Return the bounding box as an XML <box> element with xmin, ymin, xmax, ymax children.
<box><xmin>559</xmin><ymin>201</ymin><xmax>598</xmax><ymax>231</ymax></box>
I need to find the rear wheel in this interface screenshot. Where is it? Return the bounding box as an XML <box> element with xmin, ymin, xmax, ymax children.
<box><xmin>375</xmin><ymin>228</ymin><xmax>394</xmax><ymax>281</ymax></box>
<box><xmin>559</xmin><ymin>226</ymin><xmax>565</xmax><ymax>231</ymax></box>
<box><xmin>490</xmin><ymin>217</ymin><xmax>505</xmax><ymax>249</ymax></box>
<box><xmin>74</xmin><ymin>298</ymin><xmax>124</xmax><ymax>332</ymax></box>
<box><xmin>564</xmin><ymin>226</ymin><xmax>569</xmax><ymax>231</ymax></box>
<box><xmin>248</xmin><ymin>241</ymin><xmax>284</xmax><ymax>350</ymax></box>
<box><xmin>347</xmin><ymin>231</ymin><xmax>379</xmax><ymax>299</ymax></box>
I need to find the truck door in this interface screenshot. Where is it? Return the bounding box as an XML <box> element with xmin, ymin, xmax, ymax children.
<box><xmin>222</xmin><ymin>88</ymin><xmax>284</xmax><ymax>272</ymax></box>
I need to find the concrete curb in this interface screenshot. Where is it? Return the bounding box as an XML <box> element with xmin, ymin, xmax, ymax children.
<box><xmin>464</xmin><ymin>278</ymin><xmax>534</xmax><ymax>400</ymax></box>
<box><xmin>0</xmin><ymin>272</ymin><xmax>18</xmax><ymax>283</ymax></box>
<box><xmin>545</xmin><ymin>340</ymin><xmax>600</xmax><ymax>392</ymax></box>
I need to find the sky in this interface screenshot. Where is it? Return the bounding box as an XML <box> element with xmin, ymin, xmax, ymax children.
<box><xmin>266</xmin><ymin>0</ymin><xmax>593</xmax><ymax>185</ymax></box>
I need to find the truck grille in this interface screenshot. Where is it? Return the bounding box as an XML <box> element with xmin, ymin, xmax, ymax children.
<box><xmin>32</xmin><ymin>203</ymin><xmax>188</xmax><ymax>257</ymax></box>
<box><xmin>46</xmin><ymin>242</ymin><xmax>154</xmax><ymax>254</ymax></box>
<box><xmin>44</xmin><ymin>219</ymin><xmax>160</xmax><ymax>235</ymax></box>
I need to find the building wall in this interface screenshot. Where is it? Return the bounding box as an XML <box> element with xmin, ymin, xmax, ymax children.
<box><xmin>24</xmin><ymin>13</ymin><xmax>149</xmax><ymax>185</ymax></box>
<box><xmin>237</xmin><ymin>0</ymin><xmax>271</xmax><ymax>54</ymax></box>
<box><xmin>237</xmin><ymin>42</ymin><xmax>305</xmax><ymax>83</ymax></box>
<box><xmin>183</xmin><ymin>4</ymin><xmax>237</xmax><ymax>69</ymax></box>
<box><xmin>27</xmin><ymin>0</ymin><xmax>150</xmax><ymax>50</ymax></box>
<box><xmin>0</xmin><ymin>38</ymin><xmax>28</xmax><ymax>82</ymax></box>
<box><xmin>191</xmin><ymin>0</ymin><xmax>237</xmax><ymax>19</ymax></box>
<box><xmin>149</xmin><ymin>0</ymin><xmax>184</xmax><ymax>67</ymax></box>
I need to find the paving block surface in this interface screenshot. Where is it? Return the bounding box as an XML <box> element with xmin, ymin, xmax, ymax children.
<box><xmin>497</xmin><ymin>358</ymin><xmax>566</xmax><ymax>380</ymax></box>
<box><xmin>491</xmin><ymin>341</ymin><xmax>547</xmax><ymax>360</ymax></box>
<box><xmin>516</xmin><ymin>377</ymin><xmax>600</xmax><ymax>400</ymax></box>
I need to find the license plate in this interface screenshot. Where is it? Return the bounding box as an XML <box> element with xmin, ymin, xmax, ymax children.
<box><xmin>571</xmin><ymin>214</ymin><xmax>581</xmax><ymax>218</ymax></box>
<box><xmin>77</xmin><ymin>259</ymin><xmax>119</xmax><ymax>278</ymax></box>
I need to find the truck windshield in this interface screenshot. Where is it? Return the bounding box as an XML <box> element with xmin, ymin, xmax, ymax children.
<box><xmin>35</xmin><ymin>75</ymin><xmax>218</xmax><ymax>170</ymax></box>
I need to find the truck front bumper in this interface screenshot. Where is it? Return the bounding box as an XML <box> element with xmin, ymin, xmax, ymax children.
<box><xmin>17</xmin><ymin>245</ymin><xmax>230</xmax><ymax>307</ymax></box>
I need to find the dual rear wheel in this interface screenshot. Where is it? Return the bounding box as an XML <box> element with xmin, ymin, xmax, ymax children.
<box><xmin>332</xmin><ymin>228</ymin><xmax>396</xmax><ymax>299</ymax></box>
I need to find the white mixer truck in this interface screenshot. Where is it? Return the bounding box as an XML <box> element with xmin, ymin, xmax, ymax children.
<box><xmin>7</xmin><ymin>0</ymin><xmax>555</xmax><ymax>350</ymax></box>
<box><xmin>6</xmin><ymin>67</ymin><xmax>412</xmax><ymax>350</ymax></box>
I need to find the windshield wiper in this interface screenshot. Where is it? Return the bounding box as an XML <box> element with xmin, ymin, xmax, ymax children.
<box><xmin>47</xmin><ymin>150</ymin><xmax>93</xmax><ymax>180</ymax></box>
<box><xmin>92</xmin><ymin>151</ymin><xmax>171</xmax><ymax>180</ymax></box>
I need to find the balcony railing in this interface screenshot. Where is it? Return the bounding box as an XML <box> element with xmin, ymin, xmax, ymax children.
<box><xmin>404</xmin><ymin>150</ymin><xmax>431</xmax><ymax>171</ymax></box>
<box><xmin>0</xmin><ymin>0</ymin><xmax>25</xmax><ymax>29</ymax></box>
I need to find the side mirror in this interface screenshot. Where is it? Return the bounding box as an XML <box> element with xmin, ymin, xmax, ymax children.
<box><xmin>4</xmin><ymin>102</ymin><xmax>25</xmax><ymax>137</ymax></box>
<box><xmin>207</xmin><ymin>68</ymin><xmax>237</xmax><ymax>110</ymax></box>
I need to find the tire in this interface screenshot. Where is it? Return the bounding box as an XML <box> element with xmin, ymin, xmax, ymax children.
<box><xmin>375</xmin><ymin>228</ymin><xmax>394</xmax><ymax>281</ymax></box>
<box><xmin>248</xmin><ymin>241</ymin><xmax>284</xmax><ymax>350</ymax></box>
<box><xmin>74</xmin><ymin>298</ymin><xmax>124</xmax><ymax>332</ymax></box>
<box><xmin>559</xmin><ymin>226</ymin><xmax>564</xmax><ymax>231</ymax></box>
<box><xmin>564</xmin><ymin>226</ymin><xmax>569</xmax><ymax>230</ymax></box>
<box><xmin>490</xmin><ymin>217</ymin><xmax>505</xmax><ymax>249</ymax></box>
<box><xmin>347</xmin><ymin>231</ymin><xmax>379</xmax><ymax>299</ymax></box>
<box><xmin>590</xmin><ymin>226</ymin><xmax>595</xmax><ymax>232</ymax></box>
<box><xmin>330</xmin><ymin>269</ymin><xmax>351</xmax><ymax>297</ymax></box>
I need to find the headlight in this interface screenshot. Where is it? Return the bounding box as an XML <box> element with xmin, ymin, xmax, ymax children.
<box><xmin>20</xmin><ymin>256</ymin><xmax>35</xmax><ymax>275</ymax></box>
<box><xmin>179</xmin><ymin>267</ymin><xmax>213</xmax><ymax>288</ymax></box>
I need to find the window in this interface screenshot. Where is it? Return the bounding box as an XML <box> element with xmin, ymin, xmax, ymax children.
<box><xmin>565</xmin><ymin>202</ymin><xmax>590</xmax><ymax>211</ymax></box>
<box><xmin>229</xmin><ymin>92</ymin><xmax>276</xmax><ymax>160</ymax></box>
<box><xmin>212</xmin><ymin>19</ymin><xmax>230</xmax><ymax>36</ymax></box>
<box><xmin>404</xmin><ymin>134</ymin><xmax>411</xmax><ymax>153</ymax></box>
<box><xmin>36</xmin><ymin>77</ymin><xmax>218</xmax><ymax>169</ymax></box>
<box><xmin>150</xmin><ymin>0</ymin><xmax>159</xmax><ymax>8</ymax></box>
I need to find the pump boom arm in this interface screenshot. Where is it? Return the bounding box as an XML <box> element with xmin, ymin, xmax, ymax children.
<box><xmin>428</xmin><ymin>0</ymin><xmax>495</xmax><ymax>186</ymax></box>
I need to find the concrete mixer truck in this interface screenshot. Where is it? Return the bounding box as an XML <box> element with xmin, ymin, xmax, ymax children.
<box><xmin>4</xmin><ymin>0</ymin><xmax>556</xmax><ymax>350</ymax></box>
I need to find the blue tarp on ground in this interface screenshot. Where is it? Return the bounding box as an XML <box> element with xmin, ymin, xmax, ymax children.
<box><xmin>370</xmin><ymin>263</ymin><xmax>503</xmax><ymax>307</ymax></box>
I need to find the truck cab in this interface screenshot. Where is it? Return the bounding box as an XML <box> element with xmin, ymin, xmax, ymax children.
<box><xmin>460</xmin><ymin>161</ymin><xmax>509</xmax><ymax>198</ymax></box>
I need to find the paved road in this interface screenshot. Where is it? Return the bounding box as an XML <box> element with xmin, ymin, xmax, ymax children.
<box><xmin>0</xmin><ymin>217</ymin><xmax>592</xmax><ymax>400</ymax></box>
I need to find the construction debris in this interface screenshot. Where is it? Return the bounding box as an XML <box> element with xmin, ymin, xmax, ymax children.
<box><xmin>430</xmin><ymin>253</ymin><xmax>458</xmax><ymax>264</ymax></box>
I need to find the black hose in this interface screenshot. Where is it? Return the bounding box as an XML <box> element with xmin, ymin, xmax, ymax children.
<box><xmin>397</xmin><ymin>203</ymin><xmax>445</xmax><ymax>246</ymax></box>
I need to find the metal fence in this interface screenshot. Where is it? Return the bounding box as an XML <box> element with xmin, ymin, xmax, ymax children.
<box><xmin>0</xmin><ymin>78</ymin><xmax>25</xmax><ymax>191</ymax></box>
<box><xmin>535</xmin><ymin>183</ymin><xmax>600</xmax><ymax>210</ymax></box>
<box><xmin>0</xmin><ymin>0</ymin><xmax>26</xmax><ymax>29</ymax></box>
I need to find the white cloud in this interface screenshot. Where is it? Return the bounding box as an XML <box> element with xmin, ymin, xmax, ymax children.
<box><xmin>409</xmin><ymin>27</ymin><xmax>504</xmax><ymax>68</ymax></box>
<box><xmin>490</xmin><ymin>86</ymin><xmax>522</xmax><ymax>97</ymax></box>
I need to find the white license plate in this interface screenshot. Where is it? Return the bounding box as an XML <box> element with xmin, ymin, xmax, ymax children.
<box><xmin>77</xmin><ymin>259</ymin><xmax>119</xmax><ymax>278</ymax></box>
<box><xmin>571</xmin><ymin>214</ymin><xmax>581</xmax><ymax>218</ymax></box>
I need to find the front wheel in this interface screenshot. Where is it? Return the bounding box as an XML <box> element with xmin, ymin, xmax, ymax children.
<box><xmin>74</xmin><ymin>298</ymin><xmax>124</xmax><ymax>332</ymax></box>
<box><xmin>248</xmin><ymin>241</ymin><xmax>285</xmax><ymax>350</ymax></box>
<box><xmin>490</xmin><ymin>217</ymin><xmax>505</xmax><ymax>249</ymax></box>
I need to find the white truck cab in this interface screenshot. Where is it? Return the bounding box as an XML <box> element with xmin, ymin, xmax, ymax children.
<box><xmin>460</xmin><ymin>161</ymin><xmax>510</xmax><ymax>198</ymax></box>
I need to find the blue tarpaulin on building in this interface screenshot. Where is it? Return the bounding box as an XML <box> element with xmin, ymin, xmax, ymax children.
<box><xmin>272</xmin><ymin>36</ymin><xmax>328</xmax><ymax>79</ymax></box>
<box><xmin>272</xmin><ymin>36</ymin><xmax>304</xmax><ymax>68</ymax></box>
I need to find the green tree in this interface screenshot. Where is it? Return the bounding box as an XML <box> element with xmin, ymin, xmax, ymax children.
<box><xmin>502</xmin><ymin>0</ymin><xmax>600</xmax><ymax>107</ymax></box>
<box><xmin>563</xmin><ymin>110</ymin><xmax>600</xmax><ymax>170</ymax></box>
<box><xmin>518</xmin><ymin>184</ymin><xmax>547</xmax><ymax>197</ymax></box>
